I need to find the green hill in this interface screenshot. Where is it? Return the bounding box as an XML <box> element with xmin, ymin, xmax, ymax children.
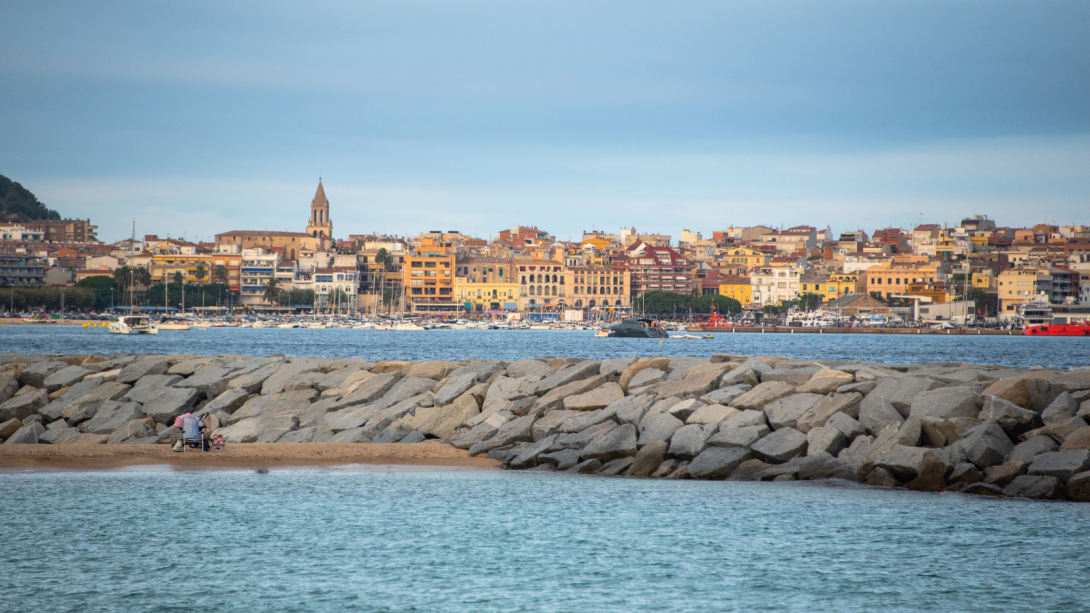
<box><xmin>1</xmin><ymin>173</ymin><xmax>61</xmax><ymax>222</ymax></box>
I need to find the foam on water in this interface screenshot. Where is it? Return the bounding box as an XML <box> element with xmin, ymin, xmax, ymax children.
<box><xmin>2</xmin><ymin>469</ymin><xmax>1088</xmax><ymax>612</ymax></box>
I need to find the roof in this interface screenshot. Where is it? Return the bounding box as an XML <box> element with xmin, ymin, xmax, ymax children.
<box><xmin>827</xmin><ymin>293</ymin><xmax>878</xmax><ymax>308</ymax></box>
<box><xmin>216</xmin><ymin>230</ymin><xmax>312</xmax><ymax>238</ymax></box>
<box><xmin>312</xmin><ymin>180</ymin><xmax>329</xmax><ymax>208</ymax></box>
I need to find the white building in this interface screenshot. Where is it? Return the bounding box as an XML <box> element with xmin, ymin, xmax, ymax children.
<box><xmin>313</xmin><ymin>267</ymin><xmax>358</xmax><ymax>310</ymax></box>
<box><xmin>750</xmin><ymin>265</ymin><xmax>803</xmax><ymax>307</ymax></box>
<box><xmin>240</xmin><ymin>248</ymin><xmax>281</xmax><ymax>306</ymax></box>
<box><xmin>0</xmin><ymin>224</ymin><xmax>45</xmax><ymax>242</ymax></box>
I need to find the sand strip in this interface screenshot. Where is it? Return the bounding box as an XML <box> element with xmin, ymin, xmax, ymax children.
<box><xmin>0</xmin><ymin>442</ymin><xmax>499</xmax><ymax>471</ymax></box>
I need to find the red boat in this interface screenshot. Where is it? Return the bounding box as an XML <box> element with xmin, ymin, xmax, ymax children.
<box><xmin>1023</xmin><ymin>323</ymin><xmax>1090</xmax><ymax>336</ymax></box>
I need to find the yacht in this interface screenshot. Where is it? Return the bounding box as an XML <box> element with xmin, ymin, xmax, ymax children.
<box><xmin>157</xmin><ymin>317</ymin><xmax>191</xmax><ymax>331</ymax></box>
<box><xmin>109</xmin><ymin>315</ymin><xmax>159</xmax><ymax>335</ymax></box>
<box><xmin>608</xmin><ymin>318</ymin><xmax>669</xmax><ymax>338</ymax></box>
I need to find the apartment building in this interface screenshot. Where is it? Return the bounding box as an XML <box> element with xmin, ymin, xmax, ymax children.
<box><xmin>863</xmin><ymin>262</ymin><xmax>939</xmax><ymax>300</ymax></box>
<box><xmin>750</xmin><ymin>265</ymin><xmax>802</xmax><ymax>307</ymax></box>
<box><xmin>515</xmin><ymin>258</ymin><xmax>564</xmax><ymax>310</ymax></box>
<box><xmin>313</xmin><ymin>267</ymin><xmax>358</xmax><ymax>309</ymax></box>
<box><xmin>239</xmin><ymin>248</ymin><xmax>280</xmax><ymax>305</ymax></box>
<box><xmin>614</xmin><ymin>241</ymin><xmax>694</xmax><ymax>300</ymax></box>
<box><xmin>0</xmin><ymin>252</ymin><xmax>46</xmax><ymax>285</ymax></box>
<box><xmin>404</xmin><ymin>238</ymin><xmax>457</xmax><ymax>313</ymax></box>
<box><xmin>17</xmin><ymin>219</ymin><xmax>98</xmax><ymax>243</ymax></box>
<box><xmin>455</xmin><ymin>256</ymin><xmax>519</xmax><ymax>311</ymax></box>
<box><xmin>998</xmin><ymin>267</ymin><xmax>1049</xmax><ymax>321</ymax></box>
<box><xmin>567</xmin><ymin>265</ymin><xmax>629</xmax><ymax>309</ymax></box>
<box><xmin>717</xmin><ymin>275</ymin><xmax>752</xmax><ymax>306</ymax></box>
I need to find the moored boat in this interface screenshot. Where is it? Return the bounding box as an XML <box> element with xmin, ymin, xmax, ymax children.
<box><xmin>109</xmin><ymin>315</ymin><xmax>159</xmax><ymax>335</ymax></box>
<box><xmin>1022</xmin><ymin>323</ymin><xmax>1090</xmax><ymax>337</ymax></box>
<box><xmin>608</xmin><ymin>318</ymin><xmax>669</xmax><ymax>338</ymax></box>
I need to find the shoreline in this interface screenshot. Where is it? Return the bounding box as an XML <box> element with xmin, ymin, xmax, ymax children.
<box><xmin>0</xmin><ymin>442</ymin><xmax>499</xmax><ymax>471</ymax></box>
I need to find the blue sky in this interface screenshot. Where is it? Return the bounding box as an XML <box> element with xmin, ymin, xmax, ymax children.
<box><xmin>1</xmin><ymin>0</ymin><xmax>1088</xmax><ymax>243</ymax></box>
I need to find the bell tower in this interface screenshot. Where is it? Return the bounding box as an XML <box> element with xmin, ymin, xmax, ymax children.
<box><xmin>306</xmin><ymin>179</ymin><xmax>333</xmax><ymax>241</ymax></box>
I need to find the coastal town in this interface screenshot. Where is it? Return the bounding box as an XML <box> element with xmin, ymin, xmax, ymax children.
<box><xmin>3</xmin><ymin>178</ymin><xmax>1088</xmax><ymax>328</ymax></box>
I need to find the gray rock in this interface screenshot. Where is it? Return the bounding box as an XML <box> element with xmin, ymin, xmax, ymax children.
<box><xmin>201</xmin><ymin>388</ymin><xmax>251</xmax><ymax>416</ymax></box>
<box><xmin>598</xmin><ymin>457</ymin><xmax>635</xmax><ymax>475</ymax></box>
<box><xmin>122</xmin><ymin>375</ymin><xmax>184</xmax><ymax>404</ymax></box>
<box><xmin>702</xmin><ymin>384</ymin><xmax>752</xmax><ymax>405</ymax></box>
<box><xmin>331</xmin><ymin>372</ymin><xmax>401</xmax><ymax>409</ymax></box>
<box><xmin>42</xmin><ymin>365</ymin><xmax>91</xmax><ymax>393</ymax></box>
<box><xmin>276</xmin><ymin>427</ymin><xmax>317</xmax><ymax>443</ymax></box>
<box><xmin>863</xmin><ymin>467</ymin><xmax>903</xmax><ymax>488</ymax></box>
<box><xmin>417</xmin><ymin>392</ymin><xmax>481</xmax><ymax>439</ymax></box>
<box><xmin>157</xmin><ymin>426</ymin><xmax>183</xmax><ymax>445</ymax></box>
<box><xmin>260</xmin><ymin>362</ymin><xmax>323</xmax><ymax>395</ymax></box>
<box><xmin>230</xmin><ymin>389</ymin><xmax>317</xmax><ymax>425</ymax></box>
<box><xmin>837</xmin><ymin>381</ymin><xmax>878</xmax><ymax>395</ymax></box>
<box><xmin>708</xmin><ymin>424</ymin><xmax>769</xmax><ymax>449</ymax></box>
<box><xmin>504</xmin><ymin>359</ymin><xmax>555</xmax><ymax>379</ymax></box>
<box><xmin>984</xmin><ymin>460</ymin><xmax>1028</xmax><ymax>487</ymax></box>
<box><xmin>174</xmin><ymin>366</ymin><xmax>238</xmax><ymax>398</ymax></box>
<box><xmin>325</xmin><ymin>428</ymin><xmax>371</xmax><ymax>443</ymax></box>
<box><xmin>141</xmin><ymin>386</ymin><xmax>201</xmax><ymax>425</ymax></box>
<box><xmin>214</xmin><ymin>418</ymin><xmax>266</xmax><ymax>443</ymax></box>
<box><xmin>807</xmin><ymin>425</ymin><xmax>848</xmax><ymax>457</ymax></box>
<box><xmin>384</xmin><ymin>377</ymin><xmax>440</xmax><ymax>404</ymax></box>
<box><xmin>628</xmin><ymin>368</ymin><xmax>667</xmax><ymax>389</ymax></box>
<box><xmin>795</xmin><ymin>393</ymin><xmax>863</xmax><ymax>433</ymax></box>
<box><xmin>564</xmin><ymin>383</ymin><xmax>624</xmax><ymax>411</ymax></box>
<box><xmin>1027</xmin><ymin>450</ymin><xmax>1090</xmax><ymax>482</ymax></box>
<box><xmin>651</xmin><ymin>459</ymin><xmax>680</xmax><ymax>478</ymax></box>
<box><xmin>510</xmin><ymin>434</ymin><xmax>559</xmax><ymax>469</ymax></box>
<box><xmin>750</xmin><ymin>427</ymin><xmax>808</xmax><ymax>464</ymax></box>
<box><xmin>600</xmin><ymin>356</ymin><xmax>638</xmax><ymax>376</ymax></box>
<box><xmin>667</xmin><ymin>423</ymin><xmax>717</xmax><ymax>459</ymax></box>
<box><xmin>531</xmin><ymin>361</ymin><xmax>601</xmax><ymax>395</ymax></box>
<box><xmin>858</xmin><ymin>396</ymin><xmax>905</xmax><ymax>436</ymax></box>
<box><xmin>686</xmin><ymin>403</ymin><xmax>738</xmax><ymax>426</ymax></box>
<box><xmin>553</xmin><ymin>421</ymin><xmax>617</xmax><ymax>451</ymax></box>
<box><xmin>226</xmin><ymin>363</ymin><xmax>283</xmax><ymax>394</ymax></box>
<box><xmin>469</xmin><ymin>415</ymin><xmax>536</xmax><ymax>455</ymax></box>
<box><xmin>0</xmin><ymin>417</ymin><xmax>22</xmax><ymax>439</ymax></box>
<box><xmin>1006</xmin><ymin>436</ymin><xmax>1059</xmax><ymax>464</ymax></box>
<box><xmin>826</xmin><ymin>412</ymin><xmax>866</xmax><ymax>442</ymax></box>
<box><xmin>1041</xmin><ymin>392</ymin><xmax>1079</xmax><ymax>425</ymax></box>
<box><xmin>764</xmin><ymin>393</ymin><xmax>823</xmax><ymax>431</ymax></box>
<box><xmin>611</xmin><ymin>394</ymin><xmax>656</xmax><ymax>426</ymax></box>
<box><xmin>107</xmin><ymin>419</ymin><xmax>156</xmax><ymax>444</ymax></box>
<box><xmin>798</xmin><ymin>452</ymin><xmax>859</xmax><ymax>481</ymax></box>
<box><xmin>665</xmin><ymin>398</ymin><xmax>704</xmax><ymax>422</ymax></box>
<box><xmin>580</xmin><ymin>423</ymin><xmax>638</xmax><ymax>461</ymax></box>
<box><xmin>404</xmin><ymin>361</ymin><xmax>457</xmax><ymax>381</ymax></box>
<box><xmin>1067</xmin><ymin>471</ymin><xmax>1090</xmax><ymax>502</ymax></box>
<box><xmin>568</xmin><ymin>459</ymin><xmax>603</xmax><ymax>474</ymax></box>
<box><xmin>730</xmin><ymin>381</ymin><xmax>796</xmax><ymax>411</ymax></box>
<box><xmin>874</xmin><ymin>444</ymin><xmax>929</xmax><ymax>482</ymax></box>
<box><xmin>921</xmin><ymin>417</ymin><xmax>963</xmax><ymax>448</ymax></box>
<box><xmin>372</xmin><ymin>426</ymin><xmax>411</xmax><ymax>444</ymax></box>
<box><xmin>867</xmin><ymin>376</ymin><xmax>942</xmax><ymax>417</ymax></box>
<box><xmin>1003</xmin><ymin>475</ymin><xmax>1065</xmax><ymax>500</ymax></box>
<box><xmin>978</xmin><ymin>396</ymin><xmax>1039</xmax><ymax>437</ymax></box>
<box><xmin>0</xmin><ymin>372</ymin><xmax>19</xmax><ymax>404</ymax></box>
<box><xmin>116</xmin><ymin>358</ymin><xmax>170</xmax><ymax>385</ymax></box>
<box><xmin>637</xmin><ymin>412</ymin><xmax>684</xmax><ymax>447</ymax></box>
<box><xmin>0</xmin><ymin>388</ymin><xmax>48</xmax><ymax>421</ymax></box>
<box><xmin>532</xmin><ymin>374</ymin><xmax>612</xmax><ymax>414</ymax></box>
<box><xmin>83</xmin><ymin>401</ymin><xmax>145</xmax><ymax>434</ymax></box>
<box><xmin>434</xmin><ymin>372</ymin><xmax>484</xmax><ymax>406</ymax></box>
<box><xmin>687</xmin><ymin>447</ymin><xmax>753</xmax><ymax>479</ymax></box>
<box><xmin>37</xmin><ymin>377</ymin><xmax>105</xmax><ymax>421</ymax></box>
<box><xmin>721</xmin><ymin>409</ymin><xmax>767</xmax><ymax>430</ymax></box>
<box><xmin>908</xmin><ymin>387</ymin><xmax>981</xmax><ymax>420</ymax></box>
<box><xmin>761</xmin><ymin>366</ymin><xmax>821</xmax><ymax>386</ymax></box>
<box><xmin>539</xmin><ymin>448</ymin><xmax>582</xmax><ymax>470</ymax></box>
<box><xmin>655</xmin><ymin>363</ymin><xmax>732</xmax><ymax>399</ymax></box>
<box><xmin>3</xmin><ymin>421</ymin><xmax>44</xmax><ymax>444</ymax></box>
<box><xmin>952</xmin><ymin>420</ymin><xmax>1014</xmax><ymax>469</ymax></box>
<box><xmin>18</xmin><ymin>360</ymin><xmax>67</xmax><ymax>388</ymax></box>
<box><xmin>948</xmin><ymin>462</ymin><xmax>981</xmax><ymax>485</ymax></box>
<box><xmin>626</xmin><ymin>440</ymin><xmax>668</xmax><ymax>476</ymax></box>
<box><xmin>447</xmin><ymin>360</ymin><xmax>506</xmax><ymax>382</ymax></box>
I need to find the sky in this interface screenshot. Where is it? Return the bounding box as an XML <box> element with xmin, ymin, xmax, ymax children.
<box><xmin>1</xmin><ymin>0</ymin><xmax>1088</xmax><ymax>244</ymax></box>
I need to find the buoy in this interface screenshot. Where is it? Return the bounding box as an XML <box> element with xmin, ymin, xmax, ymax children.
<box><xmin>659</xmin><ymin>339</ymin><xmax>664</xmax><ymax>344</ymax></box>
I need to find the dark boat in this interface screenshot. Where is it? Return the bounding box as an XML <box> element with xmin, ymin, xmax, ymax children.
<box><xmin>608</xmin><ymin>318</ymin><xmax>669</xmax><ymax>338</ymax></box>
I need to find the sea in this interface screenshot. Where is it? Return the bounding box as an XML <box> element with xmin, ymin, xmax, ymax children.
<box><xmin>1</xmin><ymin>325</ymin><xmax>1088</xmax><ymax>369</ymax></box>
<box><xmin>2</xmin><ymin>467</ymin><xmax>1088</xmax><ymax>612</ymax></box>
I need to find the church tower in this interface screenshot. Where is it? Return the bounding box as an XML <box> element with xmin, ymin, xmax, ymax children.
<box><xmin>306</xmin><ymin>179</ymin><xmax>333</xmax><ymax>241</ymax></box>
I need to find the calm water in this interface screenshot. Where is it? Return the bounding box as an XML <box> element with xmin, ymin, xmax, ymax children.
<box><xmin>1</xmin><ymin>325</ymin><xmax>1088</xmax><ymax>368</ymax></box>
<box><xmin>1</xmin><ymin>468</ymin><xmax>1088</xmax><ymax>612</ymax></box>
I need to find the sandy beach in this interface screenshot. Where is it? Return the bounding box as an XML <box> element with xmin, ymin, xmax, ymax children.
<box><xmin>0</xmin><ymin>442</ymin><xmax>499</xmax><ymax>471</ymax></box>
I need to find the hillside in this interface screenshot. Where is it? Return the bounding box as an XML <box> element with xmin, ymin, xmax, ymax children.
<box><xmin>0</xmin><ymin>173</ymin><xmax>60</xmax><ymax>222</ymax></box>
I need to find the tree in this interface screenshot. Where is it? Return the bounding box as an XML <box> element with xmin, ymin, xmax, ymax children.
<box><xmin>691</xmin><ymin>294</ymin><xmax>742</xmax><ymax>314</ymax></box>
<box><xmin>173</xmin><ymin>271</ymin><xmax>184</xmax><ymax>286</ymax></box>
<box><xmin>75</xmin><ymin>275</ymin><xmax>117</xmax><ymax>311</ymax></box>
<box><xmin>213</xmin><ymin>265</ymin><xmax>228</xmax><ymax>284</ymax></box>
<box><xmin>113</xmin><ymin>265</ymin><xmax>132</xmax><ymax>292</ymax></box>
<box><xmin>967</xmin><ymin>288</ymin><xmax>991</xmax><ymax>319</ymax></box>
<box><xmin>194</xmin><ymin>262</ymin><xmax>208</xmax><ymax>284</ymax></box>
<box><xmin>796</xmin><ymin>292</ymin><xmax>824</xmax><ymax>312</ymax></box>
<box><xmin>375</xmin><ymin>248</ymin><xmax>390</xmax><ymax>270</ymax></box>
<box><xmin>263</xmin><ymin>277</ymin><xmax>282</xmax><ymax>305</ymax></box>
<box><xmin>134</xmin><ymin>267</ymin><xmax>151</xmax><ymax>289</ymax></box>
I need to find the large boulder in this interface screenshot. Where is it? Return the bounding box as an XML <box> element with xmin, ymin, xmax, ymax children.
<box><xmin>106</xmin><ymin>419</ymin><xmax>156</xmax><ymax>444</ymax></box>
<box><xmin>83</xmin><ymin>401</ymin><xmax>146</xmax><ymax>434</ymax></box>
<box><xmin>984</xmin><ymin>460</ymin><xmax>1027</xmax><ymax>488</ymax></box>
<box><xmin>978</xmin><ymin>396</ymin><xmax>1039</xmax><ymax>437</ymax></box>
<box><xmin>750</xmin><ymin>427</ymin><xmax>808</xmax><ymax>464</ymax></box>
<box><xmin>503</xmin><ymin>359</ymin><xmax>555</xmax><ymax>379</ymax></box>
<box><xmin>3</xmin><ymin>421</ymin><xmax>44</xmax><ymax>444</ymax></box>
<box><xmin>654</xmin><ymin>363</ymin><xmax>732</xmax><ymax>399</ymax></box>
<box><xmin>806</xmin><ymin>425</ymin><xmax>848</xmax><ymax>457</ymax></box>
<box><xmin>538</xmin><ymin>448</ymin><xmax>582</xmax><ymax>470</ymax></box>
<box><xmin>1067</xmin><ymin>471</ymin><xmax>1090</xmax><ymax>502</ymax></box>
<box><xmin>618</xmin><ymin>357</ymin><xmax>671</xmax><ymax>392</ymax></box>
<box><xmin>761</xmin><ymin>367</ymin><xmax>820</xmax><ymax>386</ymax></box>
<box><xmin>417</xmin><ymin>392</ymin><xmax>481</xmax><ymax>439</ymax></box>
<box><xmin>667</xmin><ymin>423</ymin><xmax>717</xmax><ymax>459</ymax></box>
<box><xmin>730</xmin><ymin>381</ymin><xmax>796</xmax><ymax>411</ymax></box>
<box><xmin>214</xmin><ymin>418</ymin><xmax>266</xmax><ymax>443</ymax></box>
<box><xmin>37</xmin><ymin>377</ymin><xmax>105</xmax><ymax>421</ymax></box>
<box><xmin>908</xmin><ymin>387</ymin><xmax>981</xmax><ymax>420</ymax></box>
<box><xmin>858</xmin><ymin>396</ymin><xmax>905</xmax><ymax>436</ymax></box>
<box><xmin>600</xmin><ymin>356</ymin><xmax>638</xmax><ymax>376</ymax></box>
<box><xmin>116</xmin><ymin>358</ymin><xmax>170</xmax><ymax>385</ymax></box>
<box><xmin>701</xmin><ymin>384</ymin><xmax>752</xmax><ymax>406</ymax></box>
<box><xmin>763</xmin><ymin>393</ymin><xmax>823</xmax><ymax>431</ymax></box>
<box><xmin>174</xmin><ymin>367</ymin><xmax>238</xmax><ymax>398</ymax></box>
<box><xmin>330</xmin><ymin>372</ymin><xmax>401</xmax><ymax>409</ymax></box>
<box><xmin>580</xmin><ymin>423</ymin><xmax>638</xmax><ymax>461</ymax></box>
<box><xmin>468</xmin><ymin>415</ymin><xmax>535</xmax><ymax>455</ymax></box>
<box><xmin>797</xmin><ymin>452</ymin><xmax>859</xmax><ymax>481</ymax></box>
<box><xmin>141</xmin><ymin>387</ymin><xmax>201</xmax><ymax>425</ymax></box>
<box><xmin>122</xmin><ymin>375</ymin><xmax>184</xmax><ymax>404</ymax></box>
<box><xmin>0</xmin><ymin>417</ymin><xmax>22</xmax><ymax>439</ymax></box>
<box><xmin>404</xmin><ymin>361</ymin><xmax>457</xmax><ymax>381</ymax></box>
<box><xmin>686</xmin><ymin>403</ymin><xmax>738</xmax><ymax>426</ymax></box>
<box><xmin>874</xmin><ymin>444</ymin><xmax>930</xmax><ymax>482</ymax></box>
<box><xmin>628</xmin><ymin>368</ymin><xmax>667</xmax><ymax>390</ymax></box>
<box><xmin>795</xmin><ymin>393</ymin><xmax>863</xmax><ymax>433</ymax></box>
<box><xmin>227</xmin><ymin>363</ymin><xmax>284</xmax><ymax>394</ymax></box>
<box><xmin>0</xmin><ymin>388</ymin><xmax>48</xmax><ymax>422</ymax></box>
<box><xmin>981</xmin><ymin>376</ymin><xmax>1055</xmax><ymax>411</ymax></box>
<box><xmin>1061</xmin><ymin>426</ymin><xmax>1090</xmax><ymax>451</ymax></box>
<box><xmin>626</xmin><ymin>440</ymin><xmax>668</xmax><ymax>477</ymax></box>
<box><xmin>18</xmin><ymin>361</ymin><xmax>68</xmax><ymax>388</ymax></box>
<box><xmin>687</xmin><ymin>447</ymin><xmax>753</xmax><ymax>479</ymax></box>
<box><xmin>42</xmin><ymin>365</ymin><xmax>91</xmax><ymax>393</ymax></box>
<box><xmin>564</xmin><ymin>383</ymin><xmax>625</xmax><ymax>411</ymax></box>
<box><xmin>229</xmin><ymin>389</ymin><xmax>316</xmax><ymax>425</ymax></box>
<box><xmin>708</xmin><ymin>425</ymin><xmax>769</xmax><ymax>449</ymax></box>
<box><xmin>1041</xmin><ymin>392</ymin><xmax>1079</xmax><ymax>425</ymax></box>
<box><xmin>434</xmin><ymin>372</ymin><xmax>486</xmax><ymax>406</ymax></box>
<box><xmin>1002</xmin><ymin>475</ymin><xmax>1065</xmax><ymax>500</ymax></box>
<box><xmin>0</xmin><ymin>372</ymin><xmax>19</xmax><ymax>404</ymax></box>
<box><xmin>509</xmin><ymin>435</ymin><xmax>559</xmax><ymax>469</ymax></box>
<box><xmin>826</xmin><ymin>412</ymin><xmax>866</xmax><ymax>442</ymax></box>
<box><xmin>1027</xmin><ymin>450</ymin><xmax>1090</xmax><ymax>482</ymax></box>
<box><xmin>666</xmin><ymin>398</ymin><xmax>704</xmax><ymax>422</ymax></box>
<box><xmin>950</xmin><ymin>420</ymin><xmax>1014</xmax><ymax>469</ymax></box>
<box><xmin>200</xmin><ymin>389</ymin><xmax>251</xmax><ymax>416</ymax></box>
<box><xmin>637</xmin><ymin>412</ymin><xmax>684</xmax><ymax>447</ymax></box>
<box><xmin>260</xmin><ymin>362</ymin><xmax>323</xmax><ymax>395</ymax></box>
<box><xmin>721</xmin><ymin>409</ymin><xmax>767</xmax><ymax>430</ymax></box>
<box><xmin>866</xmin><ymin>376</ymin><xmax>942</xmax><ymax>417</ymax></box>
<box><xmin>1006</xmin><ymin>436</ymin><xmax>1059</xmax><ymax>464</ymax></box>
<box><xmin>531</xmin><ymin>361</ymin><xmax>601</xmax><ymax>395</ymax></box>
<box><xmin>532</xmin><ymin>374</ymin><xmax>612</xmax><ymax>414</ymax></box>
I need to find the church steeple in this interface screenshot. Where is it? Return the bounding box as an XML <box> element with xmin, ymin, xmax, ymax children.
<box><xmin>306</xmin><ymin>179</ymin><xmax>333</xmax><ymax>242</ymax></box>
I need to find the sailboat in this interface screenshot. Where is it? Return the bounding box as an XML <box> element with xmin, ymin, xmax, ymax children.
<box><xmin>110</xmin><ymin>220</ymin><xmax>159</xmax><ymax>335</ymax></box>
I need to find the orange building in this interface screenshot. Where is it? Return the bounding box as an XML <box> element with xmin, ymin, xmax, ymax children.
<box><xmin>403</xmin><ymin>238</ymin><xmax>457</xmax><ymax>313</ymax></box>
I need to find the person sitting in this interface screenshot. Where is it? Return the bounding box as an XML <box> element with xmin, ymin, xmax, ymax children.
<box><xmin>200</xmin><ymin>413</ymin><xmax>220</xmax><ymax>451</ymax></box>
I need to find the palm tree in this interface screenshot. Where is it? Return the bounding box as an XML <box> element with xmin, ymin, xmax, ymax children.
<box><xmin>134</xmin><ymin>267</ymin><xmax>152</xmax><ymax>289</ymax></box>
<box><xmin>212</xmin><ymin>264</ymin><xmax>228</xmax><ymax>285</ymax></box>
<box><xmin>194</xmin><ymin>262</ymin><xmax>208</xmax><ymax>284</ymax></box>
<box><xmin>263</xmin><ymin>277</ymin><xmax>282</xmax><ymax>305</ymax></box>
<box><xmin>113</xmin><ymin>265</ymin><xmax>132</xmax><ymax>292</ymax></box>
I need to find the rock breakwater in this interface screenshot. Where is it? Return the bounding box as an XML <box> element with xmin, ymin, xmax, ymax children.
<box><xmin>3</xmin><ymin>351</ymin><xmax>1090</xmax><ymax>502</ymax></box>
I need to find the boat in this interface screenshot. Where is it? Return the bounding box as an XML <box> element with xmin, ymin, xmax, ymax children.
<box><xmin>594</xmin><ymin>329</ymin><xmax>610</xmax><ymax>337</ymax></box>
<box><xmin>607</xmin><ymin>318</ymin><xmax>669</xmax><ymax>338</ymax></box>
<box><xmin>109</xmin><ymin>315</ymin><xmax>159</xmax><ymax>335</ymax></box>
<box><xmin>1023</xmin><ymin>322</ymin><xmax>1090</xmax><ymax>337</ymax></box>
<box><xmin>158</xmin><ymin>317</ymin><xmax>191</xmax><ymax>331</ymax></box>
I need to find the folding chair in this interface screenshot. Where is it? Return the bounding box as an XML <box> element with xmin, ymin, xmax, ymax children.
<box><xmin>180</xmin><ymin>416</ymin><xmax>202</xmax><ymax>452</ymax></box>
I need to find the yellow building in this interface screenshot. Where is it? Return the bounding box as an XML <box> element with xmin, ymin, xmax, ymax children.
<box><xmin>972</xmin><ymin>269</ymin><xmax>996</xmax><ymax>290</ymax></box>
<box><xmin>717</xmin><ymin>247</ymin><xmax>771</xmax><ymax>268</ymax></box>
<box><xmin>819</xmin><ymin>273</ymin><xmax>864</xmax><ymax>301</ymax></box>
<box><xmin>998</xmin><ymin>267</ymin><xmax>1046</xmax><ymax>321</ymax></box>
<box><xmin>454</xmin><ymin>277</ymin><xmax>519</xmax><ymax>311</ymax></box>
<box><xmin>718</xmin><ymin>275</ymin><xmax>752</xmax><ymax>306</ymax></box>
